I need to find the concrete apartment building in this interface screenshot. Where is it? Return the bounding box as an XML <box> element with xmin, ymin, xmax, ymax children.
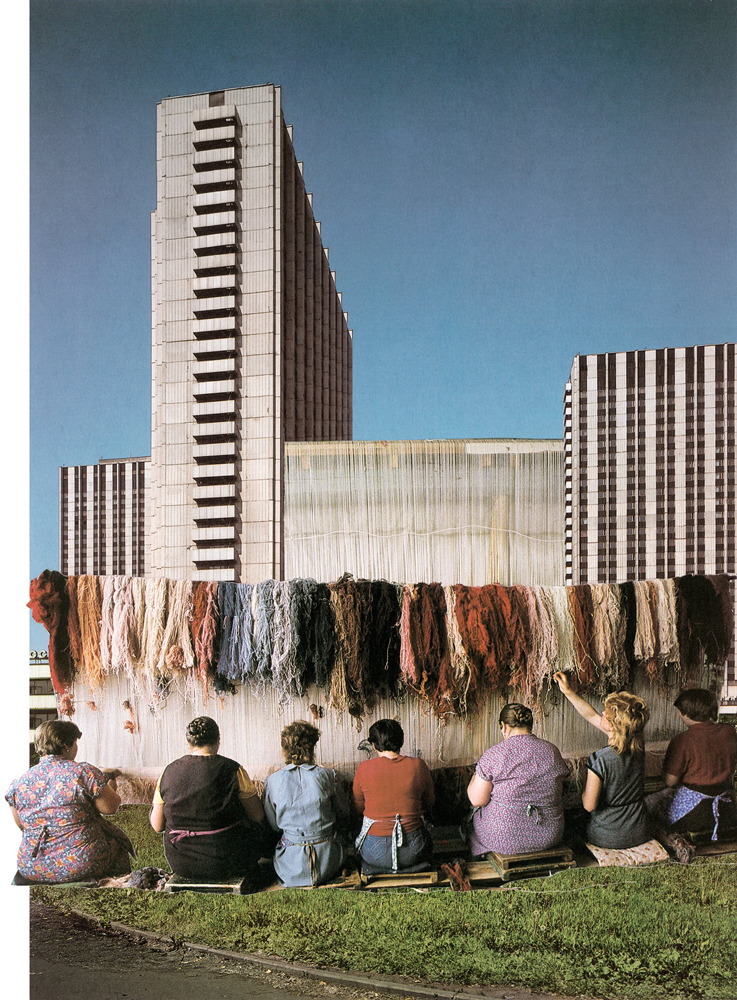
<box><xmin>150</xmin><ymin>84</ymin><xmax>351</xmax><ymax>583</ymax></box>
<box><xmin>564</xmin><ymin>344</ymin><xmax>737</xmax><ymax>698</ymax></box>
<box><xmin>59</xmin><ymin>458</ymin><xmax>149</xmax><ymax>576</ymax></box>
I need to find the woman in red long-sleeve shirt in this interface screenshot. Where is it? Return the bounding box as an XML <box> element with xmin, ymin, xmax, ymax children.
<box><xmin>352</xmin><ymin>719</ymin><xmax>434</xmax><ymax>874</ymax></box>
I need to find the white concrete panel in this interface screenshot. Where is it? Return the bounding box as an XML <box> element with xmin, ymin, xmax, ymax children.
<box><xmin>241</xmin><ymin>291</ymin><xmax>273</xmax><ymax>315</ymax></box>
<box><xmin>243</xmin><ymin>374</ymin><xmax>273</xmax><ymax>397</ymax></box>
<box><xmin>239</xmin><ymin>270</ymin><xmax>272</xmax><ymax>294</ymax></box>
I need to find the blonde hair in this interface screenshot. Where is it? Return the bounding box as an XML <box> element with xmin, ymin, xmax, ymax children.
<box><xmin>603</xmin><ymin>691</ymin><xmax>649</xmax><ymax>755</ymax></box>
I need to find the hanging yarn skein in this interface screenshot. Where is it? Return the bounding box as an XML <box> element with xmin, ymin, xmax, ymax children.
<box><xmin>507</xmin><ymin>584</ymin><xmax>536</xmax><ymax>708</ymax></box>
<box><xmin>189</xmin><ymin>581</ymin><xmax>219</xmax><ymax>697</ymax></box>
<box><xmin>110</xmin><ymin>576</ymin><xmax>143</xmax><ymax>686</ymax></box>
<box><xmin>452</xmin><ymin>584</ymin><xmax>512</xmax><ymax>696</ymax></box>
<box><xmin>528</xmin><ymin>586</ymin><xmax>559</xmax><ymax>693</ymax></box>
<box><xmin>157</xmin><ymin>579</ymin><xmax>196</xmax><ymax>699</ymax></box>
<box><xmin>676</xmin><ymin>575</ymin><xmax>730</xmax><ymax>678</ymax></box>
<box><xmin>253</xmin><ymin>580</ymin><xmax>276</xmax><ymax>696</ymax></box>
<box><xmin>99</xmin><ymin>576</ymin><xmax>118</xmax><ymax>675</ymax></box>
<box><xmin>28</xmin><ymin>570</ymin><xmax>74</xmax><ymax>703</ymax></box>
<box><xmin>329</xmin><ymin>574</ymin><xmax>373</xmax><ymax>718</ymax></box>
<box><xmin>216</xmin><ymin>582</ymin><xmax>256</xmax><ymax>686</ymax></box>
<box><xmin>65</xmin><ymin>576</ymin><xmax>83</xmax><ymax>669</ymax></box>
<box><xmin>366</xmin><ymin>580</ymin><xmax>403</xmax><ymax>703</ymax></box>
<box><xmin>270</xmin><ymin>580</ymin><xmax>301</xmax><ymax>703</ymax></box>
<box><xmin>399</xmin><ymin>582</ymin><xmax>454</xmax><ymax>718</ymax></box>
<box><xmin>567</xmin><ymin>585</ymin><xmax>599</xmax><ymax>693</ymax></box>
<box><xmin>139</xmin><ymin>577</ymin><xmax>169</xmax><ymax>708</ymax></box>
<box><xmin>75</xmin><ymin>575</ymin><xmax>105</xmax><ymax>691</ymax></box>
<box><xmin>446</xmin><ymin>584</ymin><xmax>483</xmax><ymax>716</ymax></box>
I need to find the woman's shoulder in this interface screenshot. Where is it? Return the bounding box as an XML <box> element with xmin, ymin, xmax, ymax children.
<box><xmin>588</xmin><ymin>744</ymin><xmax>617</xmax><ymax>767</ymax></box>
<box><xmin>215</xmin><ymin>753</ymin><xmax>243</xmax><ymax>769</ymax></box>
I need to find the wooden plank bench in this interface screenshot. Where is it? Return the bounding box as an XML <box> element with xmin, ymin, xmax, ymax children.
<box><xmin>360</xmin><ymin>869</ymin><xmax>440</xmax><ymax>889</ymax></box>
<box><xmin>162</xmin><ymin>873</ymin><xmax>250</xmax><ymax>895</ymax></box>
<box><xmin>486</xmin><ymin>846</ymin><xmax>576</xmax><ymax>882</ymax></box>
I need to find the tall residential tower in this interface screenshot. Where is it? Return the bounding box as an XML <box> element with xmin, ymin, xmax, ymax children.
<box><xmin>150</xmin><ymin>85</ymin><xmax>352</xmax><ymax>583</ymax></box>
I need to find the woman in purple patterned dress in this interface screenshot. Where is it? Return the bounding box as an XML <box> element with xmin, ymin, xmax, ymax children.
<box><xmin>6</xmin><ymin>721</ymin><xmax>133</xmax><ymax>884</ymax></box>
<box><xmin>467</xmin><ymin>704</ymin><xmax>570</xmax><ymax>856</ymax></box>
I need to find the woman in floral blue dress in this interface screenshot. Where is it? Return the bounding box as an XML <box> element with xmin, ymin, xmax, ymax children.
<box><xmin>6</xmin><ymin>721</ymin><xmax>133</xmax><ymax>884</ymax></box>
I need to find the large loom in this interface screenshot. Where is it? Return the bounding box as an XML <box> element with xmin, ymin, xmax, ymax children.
<box><xmin>28</xmin><ymin>571</ymin><xmax>730</xmax><ymax>805</ymax></box>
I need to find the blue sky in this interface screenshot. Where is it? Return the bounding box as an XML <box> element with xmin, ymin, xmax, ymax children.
<box><xmin>29</xmin><ymin>0</ymin><xmax>737</xmax><ymax>604</ymax></box>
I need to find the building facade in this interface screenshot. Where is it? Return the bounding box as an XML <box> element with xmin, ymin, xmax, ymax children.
<box><xmin>59</xmin><ymin>458</ymin><xmax>149</xmax><ymax>576</ymax></box>
<box><xmin>150</xmin><ymin>84</ymin><xmax>352</xmax><ymax>584</ymax></box>
<box><xmin>564</xmin><ymin>344</ymin><xmax>736</xmax><ymax>700</ymax></box>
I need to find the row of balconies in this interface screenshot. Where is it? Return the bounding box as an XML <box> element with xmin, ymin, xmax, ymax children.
<box><xmin>191</xmin><ymin>130</ymin><xmax>241</xmax><ymax>572</ymax></box>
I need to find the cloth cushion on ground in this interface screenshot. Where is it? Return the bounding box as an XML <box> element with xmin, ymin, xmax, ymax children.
<box><xmin>585</xmin><ymin>838</ymin><xmax>669</xmax><ymax>867</ymax></box>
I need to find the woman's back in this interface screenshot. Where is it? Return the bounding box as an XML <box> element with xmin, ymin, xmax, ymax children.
<box><xmin>264</xmin><ymin>764</ymin><xmax>341</xmax><ymax>838</ymax></box>
<box><xmin>469</xmin><ymin>734</ymin><xmax>568</xmax><ymax>856</ymax></box>
<box><xmin>159</xmin><ymin>754</ymin><xmax>245</xmax><ymax>830</ymax></box>
<box><xmin>353</xmin><ymin>755</ymin><xmax>434</xmax><ymax>835</ymax></box>
<box><xmin>586</xmin><ymin>745</ymin><xmax>649</xmax><ymax>849</ymax></box>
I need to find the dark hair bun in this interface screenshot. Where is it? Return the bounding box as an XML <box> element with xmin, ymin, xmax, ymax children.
<box><xmin>186</xmin><ymin>716</ymin><xmax>220</xmax><ymax>747</ymax></box>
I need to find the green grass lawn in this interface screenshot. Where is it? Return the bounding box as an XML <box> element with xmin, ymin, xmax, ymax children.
<box><xmin>32</xmin><ymin>806</ymin><xmax>737</xmax><ymax>1000</ymax></box>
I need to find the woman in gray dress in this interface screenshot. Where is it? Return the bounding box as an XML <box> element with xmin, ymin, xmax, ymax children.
<box><xmin>263</xmin><ymin>721</ymin><xmax>348</xmax><ymax>887</ymax></box>
<box><xmin>554</xmin><ymin>673</ymin><xmax>651</xmax><ymax>849</ymax></box>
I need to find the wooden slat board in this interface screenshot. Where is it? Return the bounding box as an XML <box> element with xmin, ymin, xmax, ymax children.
<box><xmin>163</xmin><ymin>873</ymin><xmax>248</xmax><ymax>894</ymax></box>
<box><xmin>487</xmin><ymin>847</ymin><xmax>576</xmax><ymax>881</ymax></box>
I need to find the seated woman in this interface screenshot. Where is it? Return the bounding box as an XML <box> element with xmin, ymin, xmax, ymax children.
<box><xmin>352</xmin><ymin>719</ymin><xmax>434</xmax><ymax>875</ymax></box>
<box><xmin>5</xmin><ymin>721</ymin><xmax>133</xmax><ymax>885</ymax></box>
<box><xmin>149</xmin><ymin>716</ymin><xmax>264</xmax><ymax>882</ymax></box>
<box><xmin>466</xmin><ymin>703</ymin><xmax>569</xmax><ymax>857</ymax></box>
<box><xmin>263</xmin><ymin>721</ymin><xmax>348</xmax><ymax>887</ymax></box>
<box><xmin>554</xmin><ymin>672</ymin><xmax>651</xmax><ymax>850</ymax></box>
<box><xmin>661</xmin><ymin>688</ymin><xmax>737</xmax><ymax>840</ymax></box>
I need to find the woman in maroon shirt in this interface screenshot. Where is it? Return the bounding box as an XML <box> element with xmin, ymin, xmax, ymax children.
<box><xmin>662</xmin><ymin>688</ymin><xmax>737</xmax><ymax>839</ymax></box>
<box><xmin>352</xmin><ymin>719</ymin><xmax>435</xmax><ymax>874</ymax></box>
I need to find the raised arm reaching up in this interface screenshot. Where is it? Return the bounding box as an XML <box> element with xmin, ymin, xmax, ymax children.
<box><xmin>553</xmin><ymin>672</ymin><xmax>612</xmax><ymax>734</ymax></box>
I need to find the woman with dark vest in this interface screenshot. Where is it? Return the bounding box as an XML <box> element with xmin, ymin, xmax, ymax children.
<box><xmin>149</xmin><ymin>717</ymin><xmax>264</xmax><ymax>882</ymax></box>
